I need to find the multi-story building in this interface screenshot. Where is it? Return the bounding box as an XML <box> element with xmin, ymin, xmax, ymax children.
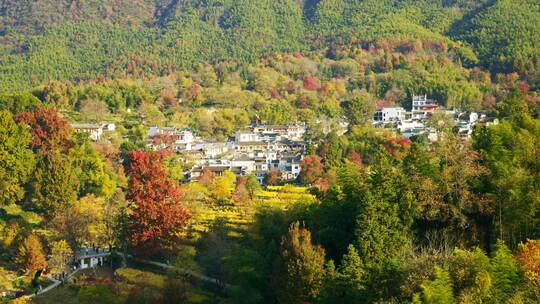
<box><xmin>412</xmin><ymin>94</ymin><xmax>439</xmax><ymax>120</ymax></box>
<box><xmin>373</xmin><ymin>107</ymin><xmax>407</xmax><ymax>122</ymax></box>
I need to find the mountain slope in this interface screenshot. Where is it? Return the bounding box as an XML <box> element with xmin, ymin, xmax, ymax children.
<box><xmin>0</xmin><ymin>0</ymin><xmax>539</xmax><ymax>92</ymax></box>
<box><xmin>451</xmin><ymin>0</ymin><xmax>540</xmax><ymax>77</ymax></box>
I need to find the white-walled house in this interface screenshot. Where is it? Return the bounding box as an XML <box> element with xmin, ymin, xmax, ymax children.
<box><xmin>373</xmin><ymin>107</ymin><xmax>407</xmax><ymax>122</ymax></box>
<box><xmin>148</xmin><ymin>126</ymin><xmax>176</xmax><ymax>137</ymax></box>
<box><xmin>103</xmin><ymin>123</ymin><xmax>116</xmax><ymax>131</ymax></box>
<box><xmin>71</xmin><ymin>124</ymin><xmax>104</xmax><ymax>141</ymax></box>
<box><xmin>235</xmin><ymin>131</ymin><xmax>261</xmax><ymax>143</ymax></box>
<box><xmin>74</xmin><ymin>248</ymin><xmax>110</xmax><ymax>270</ymax></box>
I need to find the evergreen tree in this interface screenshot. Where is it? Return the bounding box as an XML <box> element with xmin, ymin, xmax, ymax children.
<box><xmin>0</xmin><ymin>111</ymin><xmax>35</xmax><ymax>206</ymax></box>
<box><xmin>30</xmin><ymin>152</ymin><xmax>79</xmax><ymax>219</ymax></box>
<box><xmin>321</xmin><ymin>244</ymin><xmax>365</xmax><ymax>303</ymax></box>
<box><xmin>416</xmin><ymin>266</ymin><xmax>456</xmax><ymax>304</ymax></box>
<box><xmin>355</xmin><ymin>192</ymin><xmax>409</xmax><ymax>267</ymax></box>
<box><xmin>490</xmin><ymin>240</ymin><xmax>521</xmax><ymax>302</ymax></box>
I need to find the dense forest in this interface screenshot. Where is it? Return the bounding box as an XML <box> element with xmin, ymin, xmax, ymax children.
<box><xmin>0</xmin><ymin>0</ymin><xmax>540</xmax><ymax>303</ymax></box>
<box><xmin>0</xmin><ymin>0</ymin><xmax>540</xmax><ymax>93</ymax></box>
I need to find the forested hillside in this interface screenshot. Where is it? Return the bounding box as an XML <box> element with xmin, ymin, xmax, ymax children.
<box><xmin>1</xmin><ymin>1</ymin><xmax>540</xmax><ymax>303</ymax></box>
<box><xmin>0</xmin><ymin>0</ymin><xmax>539</xmax><ymax>92</ymax></box>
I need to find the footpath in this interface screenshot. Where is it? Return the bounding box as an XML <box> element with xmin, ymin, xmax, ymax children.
<box><xmin>28</xmin><ymin>268</ymin><xmax>82</xmax><ymax>298</ymax></box>
<box><xmin>24</xmin><ymin>254</ymin><xmax>223</xmax><ymax>300</ymax></box>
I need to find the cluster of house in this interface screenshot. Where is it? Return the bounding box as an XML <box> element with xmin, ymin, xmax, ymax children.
<box><xmin>70</xmin><ymin>123</ymin><xmax>116</xmax><ymax>141</ymax></box>
<box><xmin>373</xmin><ymin>95</ymin><xmax>498</xmax><ymax>141</ymax></box>
<box><xmin>147</xmin><ymin>122</ymin><xmax>308</xmax><ymax>184</ymax></box>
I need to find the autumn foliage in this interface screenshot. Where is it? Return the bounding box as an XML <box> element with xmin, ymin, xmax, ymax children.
<box><xmin>16</xmin><ymin>234</ymin><xmax>47</xmax><ymax>274</ymax></box>
<box><xmin>516</xmin><ymin>240</ymin><xmax>540</xmax><ymax>296</ymax></box>
<box><xmin>299</xmin><ymin>155</ymin><xmax>325</xmax><ymax>185</ymax></box>
<box><xmin>16</xmin><ymin>106</ymin><xmax>72</xmax><ymax>152</ymax></box>
<box><xmin>347</xmin><ymin>151</ymin><xmax>364</xmax><ymax>168</ymax></box>
<box><xmin>383</xmin><ymin>136</ymin><xmax>412</xmax><ymax>159</ymax></box>
<box><xmin>125</xmin><ymin>151</ymin><xmax>190</xmax><ymax>257</ymax></box>
<box><xmin>303</xmin><ymin>75</ymin><xmax>318</xmax><ymax>91</ymax></box>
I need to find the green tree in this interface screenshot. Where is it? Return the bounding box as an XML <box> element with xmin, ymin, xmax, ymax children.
<box><xmin>415</xmin><ymin>266</ymin><xmax>456</xmax><ymax>304</ymax></box>
<box><xmin>490</xmin><ymin>240</ymin><xmax>521</xmax><ymax>302</ymax></box>
<box><xmin>355</xmin><ymin>192</ymin><xmax>410</xmax><ymax>267</ymax></box>
<box><xmin>30</xmin><ymin>152</ymin><xmax>79</xmax><ymax>219</ymax></box>
<box><xmin>244</xmin><ymin>174</ymin><xmax>261</xmax><ymax>199</ymax></box>
<box><xmin>425</xmin><ymin>110</ymin><xmax>456</xmax><ymax>134</ymax></box>
<box><xmin>321</xmin><ymin>244</ymin><xmax>365</xmax><ymax>303</ymax></box>
<box><xmin>139</xmin><ymin>103</ymin><xmax>166</xmax><ymax>126</ymax></box>
<box><xmin>0</xmin><ymin>111</ymin><xmax>35</xmax><ymax>205</ymax></box>
<box><xmin>449</xmin><ymin>247</ymin><xmax>492</xmax><ymax>301</ymax></box>
<box><xmin>343</xmin><ymin>90</ymin><xmax>376</xmax><ymax>126</ymax></box>
<box><xmin>69</xmin><ymin>134</ymin><xmax>116</xmax><ymax>198</ymax></box>
<box><xmin>0</xmin><ymin>93</ymin><xmax>41</xmax><ymax>114</ymax></box>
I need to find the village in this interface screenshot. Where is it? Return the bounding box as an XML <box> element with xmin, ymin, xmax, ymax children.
<box><xmin>372</xmin><ymin>94</ymin><xmax>499</xmax><ymax>141</ymax></box>
<box><xmin>69</xmin><ymin>94</ymin><xmax>499</xmax><ymax>186</ymax></box>
<box><xmin>147</xmin><ymin>121</ymin><xmax>308</xmax><ymax>184</ymax></box>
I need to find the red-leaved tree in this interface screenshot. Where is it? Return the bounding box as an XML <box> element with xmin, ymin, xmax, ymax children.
<box><xmin>303</xmin><ymin>75</ymin><xmax>318</xmax><ymax>91</ymax></box>
<box><xmin>16</xmin><ymin>106</ymin><xmax>72</xmax><ymax>152</ymax></box>
<box><xmin>299</xmin><ymin>155</ymin><xmax>325</xmax><ymax>185</ymax></box>
<box><xmin>347</xmin><ymin>151</ymin><xmax>364</xmax><ymax>168</ymax></box>
<box><xmin>125</xmin><ymin>151</ymin><xmax>191</xmax><ymax>257</ymax></box>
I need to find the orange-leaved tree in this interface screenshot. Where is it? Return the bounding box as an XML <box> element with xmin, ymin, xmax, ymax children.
<box><xmin>516</xmin><ymin>240</ymin><xmax>540</xmax><ymax>299</ymax></box>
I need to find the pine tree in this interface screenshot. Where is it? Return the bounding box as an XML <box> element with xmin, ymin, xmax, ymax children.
<box><xmin>321</xmin><ymin>244</ymin><xmax>365</xmax><ymax>303</ymax></box>
<box><xmin>355</xmin><ymin>192</ymin><xmax>409</xmax><ymax>267</ymax></box>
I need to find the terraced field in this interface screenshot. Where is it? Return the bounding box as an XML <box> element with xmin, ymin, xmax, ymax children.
<box><xmin>184</xmin><ymin>185</ymin><xmax>316</xmax><ymax>241</ymax></box>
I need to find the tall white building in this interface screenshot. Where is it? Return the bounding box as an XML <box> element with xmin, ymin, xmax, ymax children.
<box><xmin>373</xmin><ymin>107</ymin><xmax>407</xmax><ymax>122</ymax></box>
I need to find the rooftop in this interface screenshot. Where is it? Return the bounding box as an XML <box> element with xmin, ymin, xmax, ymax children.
<box><xmin>75</xmin><ymin>248</ymin><xmax>111</xmax><ymax>259</ymax></box>
<box><xmin>70</xmin><ymin>123</ymin><xmax>102</xmax><ymax>129</ymax></box>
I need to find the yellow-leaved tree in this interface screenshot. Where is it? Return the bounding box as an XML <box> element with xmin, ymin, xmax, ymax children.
<box><xmin>49</xmin><ymin>240</ymin><xmax>73</xmax><ymax>274</ymax></box>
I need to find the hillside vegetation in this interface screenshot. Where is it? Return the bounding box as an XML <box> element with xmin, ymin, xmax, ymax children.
<box><xmin>0</xmin><ymin>0</ymin><xmax>539</xmax><ymax>92</ymax></box>
<box><xmin>1</xmin><ymin>1</ymin><xmax>540</xmax><ymax>303</ymax></box>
